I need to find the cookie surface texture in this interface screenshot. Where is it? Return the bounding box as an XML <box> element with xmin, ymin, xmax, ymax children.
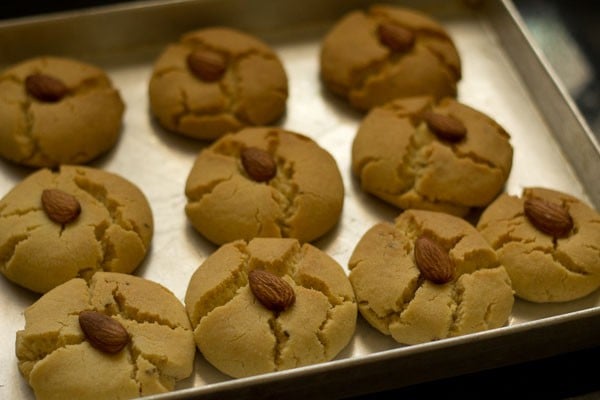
<box><xmin>149</xmin><ymin>27</ymin><xmax>288</xmax><ymax>140</ymax></box>
<box><xmin>477</xmin><ymin>187</ymin><xmax>600</xmax><ymax>303</ymax></box>
<box><xmin>16</xmin><ymin>272</ymin><xmax>195</xmax><ymax>400</ymax></box>
<box><xmin>0</xmin><ymin>56</ymin><xmax>125</xmax><ymax>167</ymax></box>
<box><xmin>185</xmin><ymin>127</ymin><xmax>344</xmax><ymax>244</ymax></box>
<box><xmin>320</xmin><ymin>4</ymin><xmax>461</xmax><ymax>111</ymax></box>
<box><xmin>0</xmin><ymin>166</ymin><xmax>153</xmax><ymax>293</ymax></box>
<box><xmin>352</xmin><ymin>96</ymin><xmax>513</xmax><ymax>216</ymax></box>
<box><xmin>348</xmin><ymin>209</ymin><xmax>514</xmax><ymax>345</ymax></box>
<box><xmin>185</xmin><ymin>238</ymin><xmax>357</xmax><ymax>378</ymax></box>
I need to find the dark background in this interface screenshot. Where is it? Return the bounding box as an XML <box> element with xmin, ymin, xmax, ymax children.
<box><xmin>1</xmin><ymin>1</ymin><xmax>599</xmax><ymax>399</ymax></box>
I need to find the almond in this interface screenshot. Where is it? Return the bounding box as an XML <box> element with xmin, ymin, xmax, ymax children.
<box><xmin>524</xmin><ymin>197</ymin><xmax>573</xmax><ymax>238</ymax></box>
<box><xmin>241</xmin><ymin>147</ymin><xmax>277</xmax><ymax>182</ymax></box>
<box><xmin>186</xmin><ymin>49</ymin><xmax>227</xmax><ymax>82</ymax></box>
<box><xmin>41</xmin><ymin>189</ymin><xmax>81</xmax><ymax>225</ymax></box>
<box><xmin>377</xmin><ymin>22</ymin><xmax>416</xmax><ymax>52</ymax></box>
<box><xmin>79</xmin><ymin>310</ymin><xmax>129</xmax><ymax>354</ymax></box>
<box><xmin>25</xmin><ymin>73</ymin><xmax>68</xmax><ymax>102</ymax></box>
<box><xmin>414</xmin><ymin>235</ymin><xmax>455</xmax><ymax>284</ymax></box>
<box><xmin>423</xmin><ymin>111</ymin><xmax>467</xmax><ymax>141</ymax></box>
<box><xmin>248</xmin><ymin>269</ymin><xmax>295</xmax><ymax>312</ymax></box>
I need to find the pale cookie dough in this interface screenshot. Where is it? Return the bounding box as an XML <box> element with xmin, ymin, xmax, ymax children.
<box><xmin>185</xmin><ymin>127</ymin><xmax>344</xmax><ymax>245</ymax></box>
<box><xmin>0</xmin><ymin>165</ymin><xmax>153</xmax><ymax>293</ymax></box>
<box><xmin>352</xmin><ymin>96</ymin><xmax>513</xmax><ymax>216</ymax></box>
<box><xmin>16</xmin><ymin>272</ymin><xmax>196</xmax><ymax>400</ymax></box>
<box><xmin>185</xmin><ymin>237</ymin><xmax>357</xmax><ymax>378</ymax></box>
<box><xmin>149</xmin><ymin>27</ymin><xmax>288</xmax><ymax>140</ymax></box>
<box><xmin>477</xmin><ymin>187</ymin><xmax>600</xmax><ymax>303</ymax></box>
<box><xmin>0</xmin><ymin>56</ymin><xmax>125</xmax><ymax>167</ymax></box>
<box><xmin>349</xmin><ymin>209</ymin><xmax>514</xmax><ymax>345</ymax></box>
<box><xmin>320</xmin><ymin>4</ymin><xmax>461</xmax><ymax>111</ymax></box>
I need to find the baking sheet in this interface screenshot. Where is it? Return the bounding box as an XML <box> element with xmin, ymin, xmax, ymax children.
<box><xmin>1</xmin><ymin>0</ymin><xmax>599</xmax><ymax>399</ymax></box>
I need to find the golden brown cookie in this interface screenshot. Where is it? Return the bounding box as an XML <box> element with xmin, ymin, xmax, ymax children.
<box><xmin>16</xmin><ymin>272</ymin><xmax>195</xmax><ymax>400</ymax></box>
<box><xmin>149</xmin><ymin>27</ymin><xmax>288</xmax><ymax>140</ymax></box>
<box><xmin>0</xmin><ymin>56</ymin><xmax>125</xmax><ymax>167</ymax></box>
<box><xmin>320</xmin><ymin>4</ymin><xmax>461</xmax><ymax>111</ymax></box>
<box><xmin>185</xmin><ymin>238</ymin><xmax>357</xmax><ymax>378</ymax></box>
<box><xmin>0</xmin><ymin>166</ymin><xmax>153</xmax><ymax>293</ymax></box>
<box><xmin>184</xmin><ymin>127</ymin><xmax>344</xmax><ymax>245</ymax></box>
<box><xmin>349</xmin><ymin>209</ymin><xmax>514</xmax><ymax>345</ymax></box>
<box><xmin>477</xmin><ymin>187</ymin><xmax>600</xmax><ymax>303</ymax></box>
<box><xmin>352</xmin><ymin>96</ymin><xmax>513</xmax><ymax>216</ymax></box>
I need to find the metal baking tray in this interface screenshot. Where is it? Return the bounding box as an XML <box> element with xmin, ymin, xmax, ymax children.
<box><xmin>1</xmin><ymin>0</ymin><xmax>599</xmax><ymax>399</ymax></box>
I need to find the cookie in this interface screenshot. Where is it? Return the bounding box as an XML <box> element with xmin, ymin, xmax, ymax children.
<box><xmin>0</xmin><ymin>56</ymin><xmax>125</xmax><ymax>167</ymax></box>
<box><xmin>320</xmin><ymin>4</ymin><xmax>461</xmax><ymax>111</ymax></box>
<box><xmin>477</xmin><ymin>187</ymin><xmax>600</xmax><ymax>303</ymax></box>
<box><xmin>185</xmin><ymin>127</ymin><xmax>344</xmax><ymax>245</ymax></box>
<box><xmin>348</xmin><ymin>209</ymin><xmax>514</xmax><ymax>345</ymax></box>
<box><xmin>185</xmin><ymin>237</ymin><xmax>357</xmax><ymax>378</ymax></box>
<box><xmin>0</xmin><ymin>165</ymin><xmax>153</xmax><ymax>293</ymax></box>
<box><xmin>16</xmin><ymin>272</ymin><xmax>195</xmax><ymax>399</ymax></box>
<box><xmin>352</xmin><ymin>96</ymin><xmax>513</xmax><ymax>216</ymax></box>
<box><xmin>149</xmin><ymin>27</ymin><xmax>288</xmax><ymax>140</ymax></box>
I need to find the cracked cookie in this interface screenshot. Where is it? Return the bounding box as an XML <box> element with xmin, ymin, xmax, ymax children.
<box><xmin>320</xmin><ymin>4</ymin><xmax>461</xmax><ymax>111</ymax></box>
<box><xmin>184</xmin><ymin>127</ymin><xmax>344</xmax><ymax>245</ymax></box>
<box><xmin>351</xmin><ymin>96</ymin><xmax>513</xmax><ymax>216</ymax></box>
<box><xmin>185</xmin><ymin>237</ymin><xmax>357</xmax><ymax>378</ymax></box>
<box><xmin>477</xmin><ymin>187</ymin><xmax>600</xmax><ymax>303</ymax></box>
<box><xmin>149</xmin><ymin>27</ymin><xmax>288</xmax><ymax>140</ymax></box>
<box><xmin>348</xmin><ymin>209</ymin><xmax>514</xmax><ymax>345</ymax></box>
<box><xmin>16</xmin><ymin>272</ymin><xmax>195</xmax><ymax>400</ymax></box>
<box><xmin>0</xmin><ymin>56</ymin><xmax>125</xmax><ymax>167</ymax></box>
<box><xmin>0</xmin><ymin>165</ymin><xmax>153</xmax><ymax>293</ymax></box>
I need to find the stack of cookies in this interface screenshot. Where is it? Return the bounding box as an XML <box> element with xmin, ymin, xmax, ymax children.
<box><xmin>1</xmin><ymin>3</ymin><xmax>598</xmax><ymax>399</ymax></box>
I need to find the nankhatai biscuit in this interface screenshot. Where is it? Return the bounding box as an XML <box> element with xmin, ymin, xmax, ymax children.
<box><xmin>349</xmin><ymin>209</ymin><xmax>514</xmax><ymax>345</ymax></box>
<box><xmin>0</xmin><ymin>56</ymin><xmax>124</xmax><ymax>167</ymax></box>
<box><xmin>149</xmin><ymin>27</ymin><xmax>288</xmax><ymax>140</ymax></box>
<box><xmin>477</xmin><ymin>187</ymin><xmax>600</xmax><ymax>302</ymax></box>
<box><xmin>185</xmin><ymin>237</ymin><xmax>357</xmax><ymax>378</ymax></box>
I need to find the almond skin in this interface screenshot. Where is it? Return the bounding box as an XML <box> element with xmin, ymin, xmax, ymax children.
<box><xmin>241</xmin><ymin>147</ymin><xmax>277</xmax><ymax>182</ymax></box>
<box><xmin>524</xmin><ymin>197</ymin><xmax>573</xmax><ymax>238</ymax></box>
<box><xmin>377</xmin><ymin>22</ymin><xmax>416</xmax><ymax>52</ymax></box>
<box><xmin>41</xmin><ymin>189</ymin><xmax>81</xmax><ymax>225</ymax></box>
<box><xmin>423</xmin><ymin>111</ymin><xmax>467</xmax><ymax>141</ymax></box>
<box><xmin>248</xmin><ymin>269</ymin><xmax>295</xmax><ymax>312</ymax></box>
<box><xmin>187</xmin><ymin>49</ymin><xmax>227</xmax><ymax>82</ymax></box>
<box><xmin>79</xmin><ymin>310</ymin><xmax>129</xmax><ymax>354</ymax></box>
<box><xmin>25</xmin><ymin>73</ymin><xmax>68</xmax><ymax>102</ymax></box>
<box><xmin>414</xmin><ymin>235</ymin><xmax>455</xmax><ymax>284</ymax></box>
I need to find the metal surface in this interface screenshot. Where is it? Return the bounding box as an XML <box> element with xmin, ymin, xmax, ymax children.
<box><xmin>1</xmin><ymin>0</ymin><xmax>599</xmax><ymax>398</ymax></box>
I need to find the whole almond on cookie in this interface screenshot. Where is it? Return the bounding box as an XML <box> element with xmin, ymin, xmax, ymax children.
<box><xmin>414</xmin><ymin>235</ymin><xmax>455</xmax><ymax>284</ymax></box>
<box><xmin>79</xmin><ymin>310</ymin><xmax>129</xmax><ymax>354</ymax></box>
<box><xmin>241</xmin><ymin>147</ymin><xmax>277</xmax><ymax>182</ymax></box>
<box><xmin>524</xmin><ymin>197</ymin><xmax>573</xmax><ymax>238</ymax></box>
<box><xmin>248</xmin><ymin>269</ymin><xmax>295</xmax><ymax>312</ymax></box>
<box><xmin>423</xmin><ymin>111</ymin><xmax>467</xmax><ymax>141</ymax></box>
<box><xmin>377</xmin><ymin>23</ymin><xmax>416</xmax><ymax>52</ymax></box>
<box><xmin>41</xmin><ymin>189</ymin><xmax>81</xmax><ymax>224</ymax></box>
<box><xmin>25</xmin><ymin>73</ymin><xmax>68</xmax><ymax>102</ymax></box>
<box><xmin>187</xmin><ymin>49</ymin><xmax>227</xmax><ymax>82</ymax></box>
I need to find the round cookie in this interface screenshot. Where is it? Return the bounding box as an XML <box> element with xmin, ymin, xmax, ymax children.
<box><xmin>149</xmin><ymin>27</ymin><xmax>288</xmax><ymax>140</ymax></box>
<box><xmin>16</xmin><ymin>272</ymin><xmax>196</xmax><ymax>400</ymax></box>
<box><xmin>320</xmin><ymin>4</ymin><xmax>461</xmax><ymax>111</ymax></box>
<box><xmin>185</xmin><ymin>127</ymin><xmax>344</xmax><ymax>245</ymax></box>
<box><xmin>0</xmin><ymin>165</ymin><xmax>153</xmax><ymax>293</ymax></box>
<box><xmin>185</xmin><ymin>237</ymin><xmax>357</xmax><ymax>378</ymax></box>
<box><xmin>348</xmin><ymin>209</ymin><xmax>514</xmax><ymax>345</ymax></box>
<box><xmin>352</xmin><ymin>96</ymin><xmax>513</xmax><ymax>216</ymax></box>
<box><xmin>477</xmin><ymin>187</ymin><xmax>600</xmax><ymax>303</ymax></box>
<box><xmin>0</xmin><ymin>56</ymin><xmax>125</xmax><ymax>167</ymax></box>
